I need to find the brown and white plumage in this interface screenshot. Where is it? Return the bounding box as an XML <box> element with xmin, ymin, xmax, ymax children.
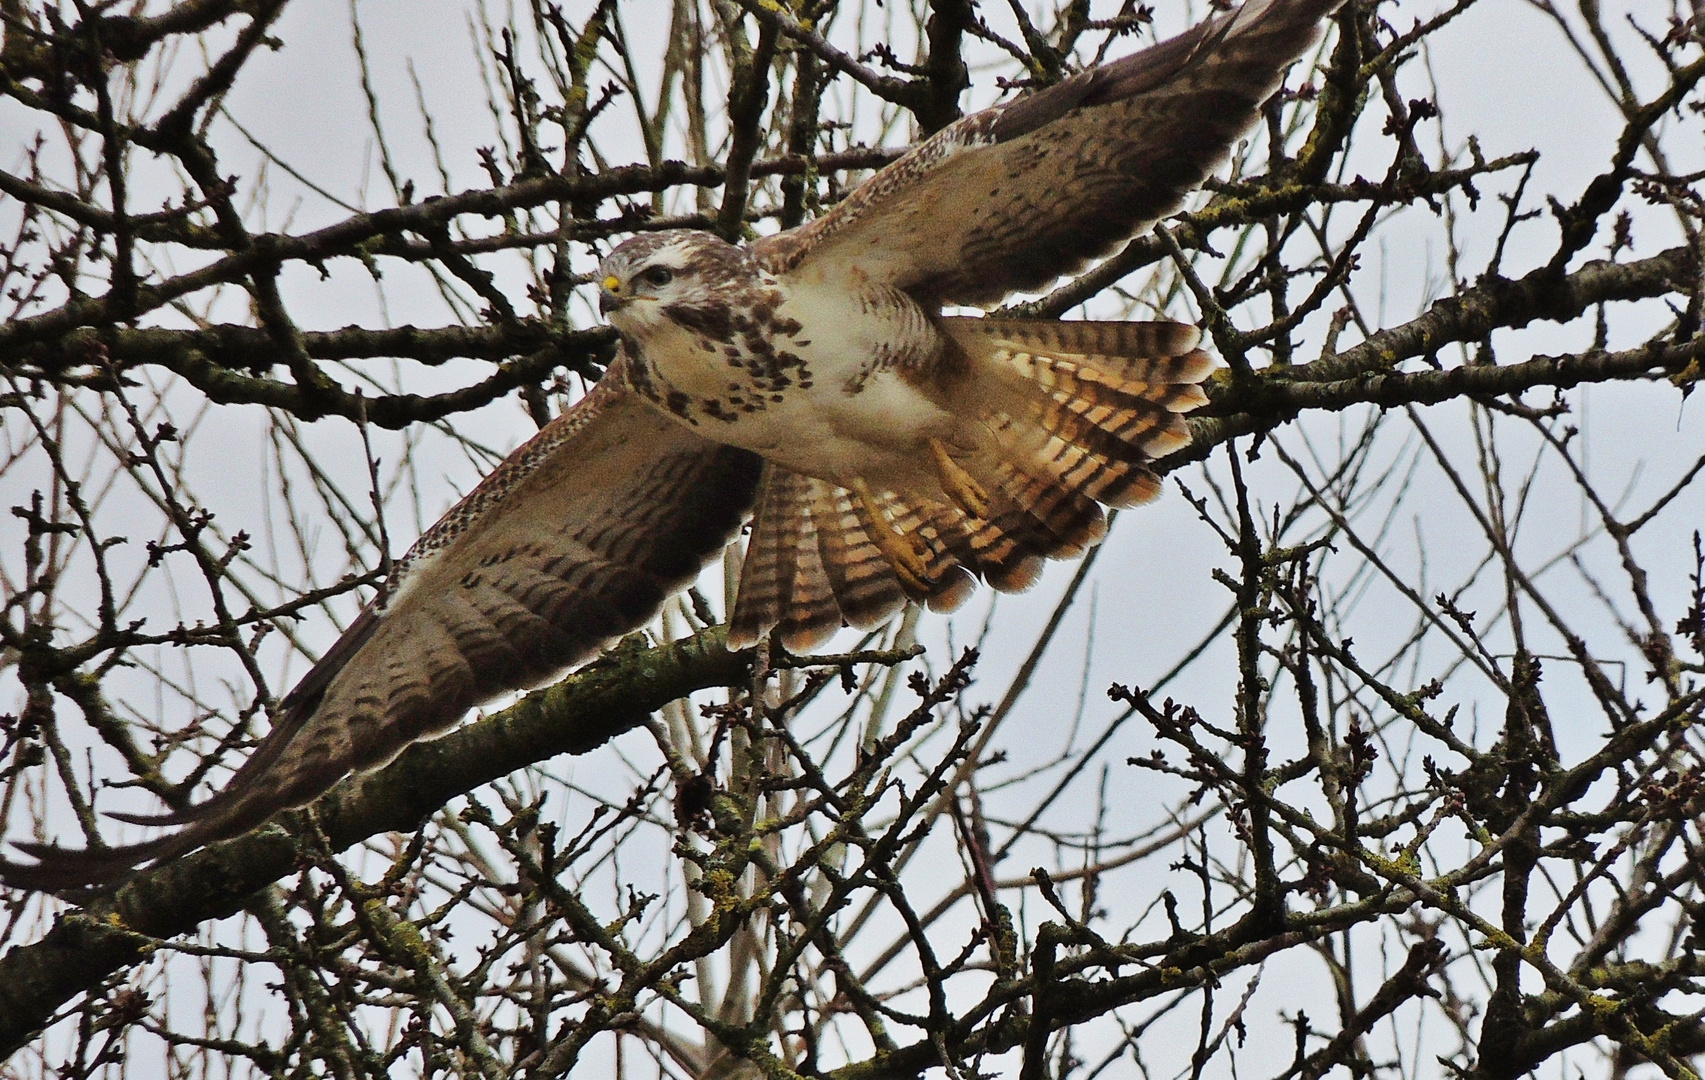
<box><xmin>2</xmin><ymin>0</ymin><xmax>1338</xmax><ymax>889</ymax></box>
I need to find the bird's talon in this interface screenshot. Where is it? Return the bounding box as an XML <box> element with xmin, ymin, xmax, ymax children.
<box><xmin>852</xmin><ymin>478</ymin><xmax>935</xmax><ymax>597</ymax></box>
<box><xmin>928</xmin><ymin>436</ymin><xmax>989</xmax><ymax>519</ymax></box>
<box><xmin>887</xmin><ymin>538</ymin><xmax>934</xmax><ymax>597</ymax></box>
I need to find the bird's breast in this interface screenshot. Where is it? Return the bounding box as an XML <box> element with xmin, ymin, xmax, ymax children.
<box><xmin>631</xmin><ymin>281</ymin><xmax>955</xmax><ymax>485</ymax></box>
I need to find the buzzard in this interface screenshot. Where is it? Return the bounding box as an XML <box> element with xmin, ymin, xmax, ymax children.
<box><xmin>3</xmin><ymin>0</ymin><xmax>1341</xmax><ymax>889</ymax></box>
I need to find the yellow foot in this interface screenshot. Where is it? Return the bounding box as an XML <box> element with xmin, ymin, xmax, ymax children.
<box><xmin>851</xmin><ymin>478</ymin><xmax>934</xmax><ymax>596</ymax></box>
<box><xmin>928</xmin><ymin>436</ymin><xmax>990</xmax><ymax>519</ymax></box>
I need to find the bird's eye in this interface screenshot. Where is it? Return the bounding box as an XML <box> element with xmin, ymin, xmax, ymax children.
<box><xmin>641</xmin><ymin>266</ymin><xmax>674</xmax><ymax>288</ymax></box>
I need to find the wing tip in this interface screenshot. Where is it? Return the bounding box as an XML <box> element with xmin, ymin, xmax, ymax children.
<box><xmin>105</xmin><ymin>806</ymin><xmax>194</xmax><ymax>827</ymax></box>
<box><xmin>0</xmin><ymin>835</ymin><xmax>175</xmax><ymax>893</ymax></box>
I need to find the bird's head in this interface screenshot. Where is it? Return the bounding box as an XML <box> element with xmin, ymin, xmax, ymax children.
<box><xmin>597</xmin><ymin>230</ymin><xmax>752</xmax><ymax>337</ymax></box>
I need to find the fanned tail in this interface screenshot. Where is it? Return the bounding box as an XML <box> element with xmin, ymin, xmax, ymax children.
<box><xmin>929</xmin><ymin>317</ymin><xmax>1211</xmax><ymax>566</ymax></box>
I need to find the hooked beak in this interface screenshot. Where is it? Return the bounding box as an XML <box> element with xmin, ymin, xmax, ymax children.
<box><xmin>598</xmin><ymin>274</ymin><xmax>625</xmax><ymax>316</ymax></box>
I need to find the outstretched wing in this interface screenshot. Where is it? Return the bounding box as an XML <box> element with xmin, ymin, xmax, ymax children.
<box><xmin>2</xmin><ymin>364</ymin><xmax>763</xmax><ymax>889</ymax></box>
<box><xmin>755</xmin><ymin>0</ymin><xmax>1342</xmax><ymax>307</ymax></box>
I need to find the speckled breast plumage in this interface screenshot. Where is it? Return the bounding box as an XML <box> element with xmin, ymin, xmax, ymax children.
<box><xmin>619</xmin><ymin>272</ymin><xmax>957</xmax><ymax>489</ymax></box>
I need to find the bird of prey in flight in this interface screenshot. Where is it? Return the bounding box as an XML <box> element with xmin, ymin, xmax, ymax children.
<box><xmin>3</xmin><ymin>0</ymin><xmax>1341</xmax><ymax>889</ymax></box>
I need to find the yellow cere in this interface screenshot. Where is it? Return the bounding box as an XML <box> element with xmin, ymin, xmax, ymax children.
<box><xmin>603</xmin><ymin>275</ymin><xmax>622</xmax><ymax>292</ymax></box>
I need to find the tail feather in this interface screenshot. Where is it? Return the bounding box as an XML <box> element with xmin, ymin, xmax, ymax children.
<box><xmin>777</xmin><ymin>488</ymin><xmax>841</xmax><ymax>651</ymax></box>
<box><xmin>730</xmin><ymin>467</ymin><xmax>841</xmax><ymax>651</ymax></box>
<box><xmin>918</xmin><ymin>498</ymin><xmax>1046</xmax><ymax>593</ymax></box>
<box><xmin>811</xmin><ymin>482</ymin><xmax>910</xmax><ymax>631</ymax></box>
<box><xmin>986</xmin><ymin>461</ymin><xmax>1111</xmax><ymax>557</ymax></box>
<box><xmin>727</xmin><ymin>469</ymin><xmax>793</xmax><ymax>650</ymax></box>
<box><xmin>983</xmin><ymin>405</ymin><xmax>1163</xmax><ymax>509</ymax></box>
<box><xmin>943</xmin><ymin>317</ymin><xmax>1211</xmax><ymax>510</ymax></box>
<box><xmin>970</xmin><ymin>318</ymin><xmax>1209</xmax><ymax>375</ymax></box>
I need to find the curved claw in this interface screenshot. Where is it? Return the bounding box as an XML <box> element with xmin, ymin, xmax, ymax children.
<box><xmin>928</xmin><ymin>436</ymin><xmax>990</xmax><ymax>519</ymax></box>
<box><xmin>850</xmin><ymin>478</ymin><xmax>935</xmax><ymax>597</ymax></box>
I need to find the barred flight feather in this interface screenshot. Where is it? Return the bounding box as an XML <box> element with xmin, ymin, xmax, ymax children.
<box><xmin>810</xmin><ymin>482</ymin><xmax>911</xmax><ymax>632</ymax></box>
